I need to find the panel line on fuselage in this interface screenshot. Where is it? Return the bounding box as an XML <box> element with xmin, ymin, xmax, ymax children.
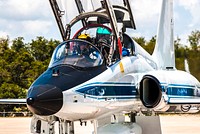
<box><xmin>160</xmin><ymin>83</ymin><xmax>197</xmax><ymax>97</ymax></box>
<box><xmin>74</xmin><ymin>82</ymin><xmax>139</xmax><ymax>100</ymax></box>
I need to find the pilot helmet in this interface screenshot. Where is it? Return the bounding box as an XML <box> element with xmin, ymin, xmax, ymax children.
<box><xmin>78</xmin><ymin>34</ymin><xmax>91</xmax><ymax>42</ymax></box>
<box><xmin>96</xmin><ymin>27</ymin><xmax>111</xmax><ymax>35</ymax></box>
<box><xmin>96</xmin><ymin>27</ymin><xmax>111</xmax><ymax>44</ymax></box>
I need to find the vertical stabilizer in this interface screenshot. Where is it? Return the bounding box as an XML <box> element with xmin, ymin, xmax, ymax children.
<box><xmin>152</xmin><ymin>0</ymin><xmax>175</xmax><ymax>69</ymax></box>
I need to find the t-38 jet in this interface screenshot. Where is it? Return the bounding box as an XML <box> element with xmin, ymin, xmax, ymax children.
<box><xmin>1</xmin><ymin>0</ymin><xmax>200</xmax><ymax>133</ymax></box>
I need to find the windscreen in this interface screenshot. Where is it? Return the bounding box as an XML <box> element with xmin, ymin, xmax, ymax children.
<box><xmin>49</xmin><ymin>40</ymin><xmax>104</xmax><ymax>68</ymax></box>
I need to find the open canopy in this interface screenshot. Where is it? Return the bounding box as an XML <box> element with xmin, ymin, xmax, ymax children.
<box><xmin>49</xmin><ymin>0</ymin><xmax>136</xmax><ymax>40</ymax></box>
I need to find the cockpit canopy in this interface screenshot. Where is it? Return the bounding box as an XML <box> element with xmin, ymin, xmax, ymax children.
<box><xmin>49</xmin><ymin>0</ymin><xmax>137</xmax><ymax>64</ymax></box>
<box><xmin>49</xmin><ymin>40</ymin><xmax>104</xmax><ymax>68</ymax></box>
<box><xmin>50</xmin><ymin>0</ymin><xmax>136</xmax><ymax>40</ymax></box>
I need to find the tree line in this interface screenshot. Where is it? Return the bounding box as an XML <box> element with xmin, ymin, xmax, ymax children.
<box><xmin>0</xmin><ymin>37</ymin><xmax>59</xmax><ymax>100</ymax></box>
<box><xmin>0</xmin><ymin>30</ymin><xmax>199</xmax><ymax>101</ymax></box>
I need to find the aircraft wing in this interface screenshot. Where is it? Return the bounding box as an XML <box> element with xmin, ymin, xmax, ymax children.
<box><xmin>0</xmin><ymin>99</ymin><xmax>26</xmax><ymax>104</ymax></box>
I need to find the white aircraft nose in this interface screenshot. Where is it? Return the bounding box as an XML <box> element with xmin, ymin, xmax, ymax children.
<box><xmin>26</xmin><ymin>84</ymin><xmax>63</xmax><ymax>116</ymax></box>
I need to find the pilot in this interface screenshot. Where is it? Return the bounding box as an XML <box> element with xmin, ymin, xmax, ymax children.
<box><xmin>77</xmin><ymin>34</ymin><xmax>98</xmax><ymax>59</ymax></box>
<box><xmin>78</xmin><ymin>34</ymin><xmax>91</xmax><ymax>55</ymax></box>
<box><xmin>96</xmin><ymin>27</ymin><xmax>111</xmax><ymax>46</ymax></box>
<box><xmin>77</xmin><ymin>34</ymin><xmax>98</xmax><ymax>67</ymax></box>
<box><xmin>96</xmin><ymin>27</ymin><xmax>111</xmax><ymax>62</ymax></box>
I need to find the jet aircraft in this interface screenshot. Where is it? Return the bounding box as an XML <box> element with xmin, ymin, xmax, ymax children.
<box><xmin>1</xmin><ymin>0</ymin><xmax>200</xmax><ymax>133</ymax></box>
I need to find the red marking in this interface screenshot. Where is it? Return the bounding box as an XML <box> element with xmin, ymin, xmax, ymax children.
<box><xmin>118</xmin><ymin>38</ymin><xmax>122</xmax><ymax>55</ymax></box>
<box><xmin>72</xmin><ymin>24</ymin><xmax>112</xmax><ymax>39</ymax></box>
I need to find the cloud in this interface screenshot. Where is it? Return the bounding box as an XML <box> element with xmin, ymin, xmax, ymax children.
<box><xmin>18</xmin><ymin>20</ymin><xmax>53</xmax><ymax>37</ymax></box>
<box><xmin>0</xmin><ymin>0</ymin><xmax>199</xmax><ymax>45</ymax></box>
<box><xmin>177</xmin><ymin>0</ymin><xmax>200</xmax><ymax>28</ymax></box>
<box><xmin>0</xmin><ymin>0</ymin><xmax>61</xmax><ymax>41</ymax></box>
<box><xmin>131</xmin><ymin>0</ymin><xmax>161</xmax><ymax>27</ymax></box>
<box><xmin>129</xmin><ymin>0</ymin><xmax>162</xmax><ymax>40</ymax></box>
<box><xmin>0</xmin><ymin>31</ymin><xmax>8</xmax><ymax>39</ymax></box>
<box><xmin>173</xmin><ymin>0</ymin><xmax>200</xmax><ymax>45</ymax></box>
<box><xmin>129</xmin><ymin>0</ymin><xmax>200</xmax><ymax>45</ymax></box>
<box><xmin>0</xmin><ymin>19</ymin><xmax>57</xmax><ymax>41</ymax></box>
<box><xmin>0</xmin><ymin>0</ymin><xmax>51</xmax><ymax>21</ymax></box>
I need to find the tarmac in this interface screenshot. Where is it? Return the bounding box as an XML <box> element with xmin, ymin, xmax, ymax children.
<box><xmin>0</xmin><ymin>114</ymin><xmax>200</xmax><ymax>134</ymax></box>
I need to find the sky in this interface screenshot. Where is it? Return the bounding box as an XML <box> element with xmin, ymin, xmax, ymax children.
<box><xmin>0</xmin><ymin>0</ymin><xmax>200</xmax><ymax>46</ymax></box>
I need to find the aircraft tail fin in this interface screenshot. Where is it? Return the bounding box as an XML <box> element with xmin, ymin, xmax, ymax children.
<box><xmin>152</xmin><ymin>0</ymin><xmax>175</xmax><ymax>70</ymax></box>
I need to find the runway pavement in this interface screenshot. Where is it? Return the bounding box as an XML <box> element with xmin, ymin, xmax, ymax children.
<box><xmin>0</xmin><ymin>117</ymin><xmax>31</xmax><ymax>134</ymax></box>
<box><xmin>0</xmin><ymin>114</ymin><xmax>200</xmax><ymax>134</ymax></box>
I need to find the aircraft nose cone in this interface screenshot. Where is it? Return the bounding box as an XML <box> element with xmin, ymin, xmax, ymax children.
<box><xmin>26</xmin><ymin>97</ymin><xmax>34</xmax><ymax>105</ymax></box>
<box><xmin>26</xmin><ymin>85</ymin><xmax>63</xmax><ymax>116</ymax></box>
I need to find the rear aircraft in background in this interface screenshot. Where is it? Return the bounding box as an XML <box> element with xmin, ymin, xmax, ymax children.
<box><xmin>1</xmin><ymin>0</ymin><xmax>200</xmax><ymax>133</ymax></box>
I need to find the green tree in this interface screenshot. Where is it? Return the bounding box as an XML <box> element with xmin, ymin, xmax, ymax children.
<box><xmin>188</xmin><ymin>30</ymin><xmax>200</xmax><ymax>51</ymax></box>
<box><xmin>187</xmin><ymin>30</ymin><xmax>200</xmax><ymax>81</ymax></box>
<box><xmin>0</xmin><ymin>38</ymin><xmax>13</xmax><ymax>86</ymax></box>
<box><xmin>133</xmin><ymin>36</ymin><xmax>156</xmax><ymax>54</ymax></box>
<box><xmin>29</xmin><ymin>37</ymin><xmax>59</xmax><ymax>62</ymax></box>
<box><xmin>0</xmin><ymin>38</ymin><xmax>9</xmax><ymax>55</ymax></box>
<box><xmin>174</xmin><ymin>37</ymin><xmax>185</xmax><ymax>70</ymax></box>
<box><xmin>11</xmin><ymin>37</ymin><xmax>26</xmax><ymax>52</ymax></box>
<box><xmin>0</xmin><ymin>36</ymin><xmax>59</xmax><ymax>99</ymax></box>
<box><xmin>0</xmin><ymin>83</ymin><xmax>26</xmax><ymax>99</ymax></box>
<box><xmin>133</xmin><ymin>37</ymin><xmax>146</xmax><ymax>47</ymax></box>
<box><xmin>145</xmin><ymin>36</ymin><xmax>156</xmax><ymax>54</ymax></box>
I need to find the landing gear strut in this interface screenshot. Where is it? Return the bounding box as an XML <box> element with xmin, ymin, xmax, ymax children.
<box><xmin>59</xmin><ymin>119</ymin><xmax>74</xmax><ymax>134</ymax></box>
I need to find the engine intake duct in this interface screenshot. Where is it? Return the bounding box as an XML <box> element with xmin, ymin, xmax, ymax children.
<box><xmin>139</xmin><ymin>75</ymin><xmax>162</xmax><ymax>108</ymax></box>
